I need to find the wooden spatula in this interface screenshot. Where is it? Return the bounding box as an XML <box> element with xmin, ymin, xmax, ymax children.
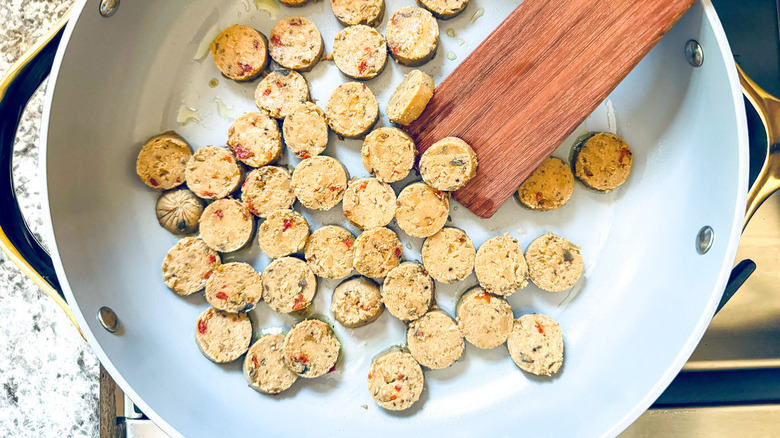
<box><xmin>404</xmin><ymin>0</ymin><xmax>697</xmax><ymax>218</ymax></box>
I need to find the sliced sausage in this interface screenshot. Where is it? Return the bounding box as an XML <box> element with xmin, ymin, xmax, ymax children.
<box><xmin>205</xmin><ymin>262</ymin><xmax>263</xmax><ymax>313</ymax></box>
<box><xmin>474</xmin><ymin>234</ymin><xmax>528</xmax><ymax>296</ymax></box>
<box><xmin>283</xmin><ymin>320</ymin><xmax>341</xmax><ymax>378</ymax></box>
<box><xmin>184</xmin><ymin>146</ymin><xmax>242</xmax><ymax>200</ymax></box>
<box><xmin>195</xmin><ymin>307</ymin><xmax>252</xmax><ymax>363</ymax></box>
<box><xmin>407</xmin><ymin>309</ymin><xmax>464</xmax><ymax>369</ymax></box>
<box><xmin>255</xmin><ymin>70</ymin><xmax>310</xmax><ymax>119</ymax></box>
<box><xmin>282</xmin><ymin>102</ymin><xmax>329</xmax><ymax>159</ymax></box>
<box><xmin>419</xmin><ymin>137</ymin><xmax>478</xmax><ymax>192</ymax></box>
<box><xmin>326</xmin><ymin>82</ymin><xmax>379</xmax><ymax>138</ymax></box>
<box><xmin>305</xmin><ymin>225</ymin><xmax>356</xmax><ymax>279</ymax></box>
<box><xmin>268</xmin><ymin>17</ymin><xmax>323</xmax><ymax>71</ymax></box>
<box><xmin>331</xmin><ymin>276</ymin><xmax>383</xmax><ymax>328</ymax></box>
<box><xmin>381</xmin><ymin>262</ymin><xmax>434</xmax><ymax>322</ymax></box>
<box><xmin>421</xmin><ymin>227</ymin><xmax>475</xmax><ymax>284</ymax></box>
<box><xmin>291</xmin><ymin>155</ymin><xmax>349</xmax><ymax>210</ymax></box>
<box><xmin>572</xmin><ymin>132</ymin><xmax>632</xmax><ymax>191</ymax></box>
<box><xmin>162</xmin><ymin>237</ymin><xmax>221</xmax><ymax>296</ymax></box>
<box><xmin>333</xmin><ymin>25</ymin><xmax>388</xmax><ymax>80</ymax></box>
<box><xmin>516</xmin><ymin>157</ymin><xmax>574</xmax><ymax>211</ymax></box>
<box><xmin>353</xmin><ymin>227</ymin><xmax>403</xmax><ymax>278</ymax></box>
<box><xmin>525</xmin><ymin>232</ymin><xmax>583</xmax><ymax>293</ymax></box>
<box><xmin>241</xmin><ymin>166</ymin><xmax>295</xmax><ymax>218</ymax></box>
<box><xmin>261</xmin><ymin>257</ymin><xmax>317</xmax><ymax>314</ymax></box>
<box><xmin>227</xmin><ymin>111</ymin><xmax>282</xmax><ymax>168</ymax></box>
<box><xmin>244</xmin><ymin>333</ymin><xmax>299</xmax><ymax>394</ymax></box>
<box><xmin>395</xmin><ymin>182</ymin><xmax>449</xmax><ymax>238</ymax></box>
<box><xmin>386</xmin><ymin>7</ymin><xmax>439</xmax><ymax>66</ymax></box>
<box><xmin>361</xmin><ymin>127</ymin><xmax>416</xmax><ymax>182</ymax></box>
<box><xmin>507</xmin><ymin>313</ymin><xmax>564</xmax><ymax>376</ymax></box>
<box><xmin>257</xmin><ymin>209</ymin><xmax>309</xmax><ymax>258</ymax></box>
<box><xmin>136</xmin><ymin>131</ymin><xmax>191</xmax><ymax>190</ymax></box>
<box><xmin>330</xmin><ymin>0</ymin><xmax>385</xmax><ymax>26</ymax></box>
<box><xmin>456</xmin><ymin>286</ymin><xmax>513</xmax><ymax>349</ymax></box>
<box><xmin>417</xmin><ymin>0</ymin><xmax>470</xmax><ymax>19</ymax></box>
<box><xmin>386</xmin><ymin>69</ymin><xmax>434</xmax><ymax>126</ymax></box>
<box><xmin>210</xmin><ymin>25</ymin><xmax>268</xmax><ymax>81</ymax></box>
<box><xmin>342</xmin><ymin>177</ymin><xmax>396</xmax><ymax>229</ymax></box>
<box><xmin>367</xmin><ymin>350</ymin><xmax>424</xmax><ymax>411</ymax></box>
<box><xmin>199</xmin><ymin>198</ymin><xmax>255</xmax><ymax>253</ymax></box>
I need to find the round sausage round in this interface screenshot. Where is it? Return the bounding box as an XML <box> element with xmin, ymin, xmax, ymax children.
<box><xmin>381</xmin><ymin>262</ymin><xmax>434</xmax><ymax>322</ymax></box>
<box><xmin>291</xmin><ymin>155</ymin><xmax>349</xmax><ymax>210</ymax></box>
<box><xmin>205</xmin><ymin>262</ymin><xmax>264</xmax><ymax>313</ymax></box>
<box><xmin>331</xmin><ymin>276</ymin><xmax>384</xmax><ymax>328</ymax></box>
<box><xmin>261</xmin><ymin>257</ymin><xmax>317</xmax><ymax>314</ymax></box>
<box><xmin>268</xmin><ymin>17</ymin><xmax>323</xmax><ymax>71</ymax></box>
<box><xmin>507</xmin><ymin>313</ymin><xmax>564</xmax><ymax>376</ymax></box>
<box><xmin>361</xmin><ymin>127</ymin><xmax>416</xmax><ymax>183</ymax></box>
<box><xmin>572</xmin><ymin>132</ymin><xmax>633</xmax><ymax>191</ymax></box>
<box><xmin>209</xmin><ymin>25</ymin><xmax>268</xmax><ymax>81</ymax></box>
<box><xmin>136</xmin><ymin>131</ymin><xmax>191</xmax><ymax>190</ymax></box>
<box><xmin>227</xmin><ymin>112</ymin><xmax>282</xmax><ymax>168</ymax></box>
<box><xmin>195</xmin><ymin>307</ymin><xmax>252</xmax><ymax>363</ymax></box>
<box><xmin>326</xmin><ymin>82</ymin><xmax>379</xmax><ymax>138</ymax></box>
<box><xmin>421</xmin><ymin>227</ymin><xmax>475</xmax><ymax>284</ymax></box>
<box><xmin>282</xmin><ymin>102</ymin><xmax>329</xmax><ymax>159</ymax></box>
<box><xmin>474</xmin><ymin>234</ymin><xmax>528</xmax><ymax>296</ymax></box>
<box><xmin>386</xmin><ymin>7</ymin><xmax>439</xmax><ymax>66</ymax></box>
<box><xmin>456</xmin><ymin>286</ymin><xmax>513</xmax><ymax>349</ymax></box>
<box><xmin>525</xmin><ymin>232</ymin><xmax>583</xmax><ymax>293</ymax></box>
<box><xmin>257</xmin><ymin>209</ymin><xmax>309</xmax><ymax>258</ymax></box>
<box><xmin>367</xmin><ymin>350</ymin><xmax>424</xmax><ymax>411</ymax></box>
<box><xmin>407</xmin><ymin>309</ymin><xmax>464</xmax><ymax>369</ymax></box>
<box><xmin>418</xmin><ymin>0</ymin><xmax>470</xmax><ymax>19</ymax></box>
<box><xmin>330</xmin><ymin>0</ymin><xmax>385</xmax><ymax>26</ymax></box>
<box><xmin>244</xmin><ymin>333</ymin><xmax>299</xmax><ymax>395</ymax></box>
<box><xmin>283</xmin><ymin>320</ymin><xmax>341</xmax><ymax>378</ymax></box>
<box><xmin>255</xmin><ymin>70</ymin><xmax>310</xmax><ymax>119</ymax></box>
<box><xmin>184</xmin><ymin>146</ymin><xmax>242</xmax><ymax>200</ymax></box>
<box><xmin>353</xmin><ymin>227</ymin><xmax>403</xmax><ymax>278</ymax></box>
<box><xmin>516</xmin><ymin>157</ymin><xmax>574</xmax><ymax>211</ymax></box>
<box><xmin>387</xmin><ymin>69</ymin><xmax>434</xmax><ymax>126</ymax></box>
<box><xmin>162</xmin><ymin>237</ymin><xmax>221</xmax><ymax>296</ymax></box>
<box><xmin>199</xmin><ymin>199</ymin><xmax>255</xmax><ymax>253</ymax></box>
<box><xmin>342</xmin><ymin>178</ymin><xmax>397</xmax><ymax>229</ymax></box>
<box><xmin>241</xmin><ymin>166</ymin><xmax>295</xmax><ymax>218</ymax></box>
<box><xmin>333</xmin><ymin>25</ymin><xmax>387</xmax><ymax>80</ymax></box>
<box><xmin>419</xmin><ymin>137</ymin><xmax>478</xmax><ymax>192</ymax></box>
<box><xmin>395</xmin><ymin>182</ymin><xmax>449</xmax><ymax>238</ymax></box>
<box><xmin>305</xmin><ymin>225</ymin><xmax>356</xmax><ymax>279</ymax></box>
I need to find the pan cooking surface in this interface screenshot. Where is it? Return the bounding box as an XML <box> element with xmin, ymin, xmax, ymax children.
<box><xmin>43</xmin><ymin>1</ymin><xmax>746</xmax><ymax>436</ymax></box>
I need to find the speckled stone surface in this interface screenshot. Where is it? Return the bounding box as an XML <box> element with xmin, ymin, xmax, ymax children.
<box><xmin>0</xmin><ymin>1</ymin><xmax>100</xmax><ymax>437</ymax></box>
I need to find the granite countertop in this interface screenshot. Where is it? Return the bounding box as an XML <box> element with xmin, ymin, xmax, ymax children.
<box><xmin>0</xmin><ymin>1</ymin><xmax>100</xmax><ymax>436</ymax></box>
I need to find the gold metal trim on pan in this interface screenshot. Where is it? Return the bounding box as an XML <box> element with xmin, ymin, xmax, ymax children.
<box><xmin>0</xmin><ymin>11</ymin><xmax>82</xmax><ymax>337</ymax></box>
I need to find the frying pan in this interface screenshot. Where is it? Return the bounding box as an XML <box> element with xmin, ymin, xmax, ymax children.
<box><xmin>0</xmin><ymin>0</ymin><xmax>772</xmax><ymax>436</ymax></box>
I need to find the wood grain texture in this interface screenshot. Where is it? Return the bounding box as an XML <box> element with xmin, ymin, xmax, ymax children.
<box><xmin>404</xmin><ymin>0</ymin><xmax>697</xmax><ymax>218</ymax></box>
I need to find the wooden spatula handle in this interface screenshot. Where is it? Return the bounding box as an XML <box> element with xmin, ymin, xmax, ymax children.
<box><xmin>404</xmin><ymin>0</ymin><xmax>697</xmax><ymax>218</ymax></box>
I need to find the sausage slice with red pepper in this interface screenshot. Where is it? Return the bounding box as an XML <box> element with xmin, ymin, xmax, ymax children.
<box><xmin>136</xmin><ymin>131</ymin><xmax>191</xmax><ymax>190</ymax></box>
<box><xmin>199</xmin><ymin>198</ymin><xmax>255</xmax><ymax>253</ymax></box>
<box><xmin>210</xmin><ymin>24</ymin><xmax>268</xmax><ymax>82</ymax></box>
<box><xmin>195</xmin><ymin>307</ymin><xmax>252</xmax><ymax>363</ymax></box>
<box><xmin>367</xmin><ymin>350</ymin><xmax>424</xmax><ymax>410</ymax></box>
<box><xmin>244</xmin><ymin>333</ymin><xmax>299</xmax><ymax>395</ymax></box>
<box><xmin>205</xmin><ymin>262</ymin><xmax>263</xmax><ymax>313</ymax></box>
<box><xmin>304</xmin><ymin>225</ymin><xmax>356</xmax><ymax>279</ymax></box>
<box><xmin>353</xmin><ymin>227</ymin><xmax>403</xmax><ymax>278</ymax></box>
<box><xmin>395</xmin><ymin>182</ymin><xmax>449</xmax><ymax>238</ymax></box>
<box><xmin>291</xmin><ymin>155</ymin><xmax>349</xmax><ymax>210</ymax></box>
<box><xmin>161</xmin><ymin>237</ymin><xmax>221</xmax><ymax>296</ymax></box>
<box><xmin>227</xmin><ymin>111</ymin><xmax>282</xmax><ymax>168</ymax></box>
<box><xmin>507</xmin><ymin>313</ymin><xmax>564</xmax><ymax>376</ymax></box>
<box><xmin>268</xmin><ymin>17</ymin><xmax>323</xmax><ymax>71</ymax></box>
<box><xmin>525</xmin><ymin>232</ymin><xmax>583</xmax><ymax>293</ymax></box>
<box><xmin>333</xmin><ymin>25</ymin><xmax>387</xmax><ymax>80</ymax></box>
<box><xmin>456</xmin><ymin>286</ymin><xmax>513</xmax><ymax>349</ymax></box>
<box><xmin>331</xmin><ymin>276</ymin><xmax>383</xmax><ymax>328</ymax></box>
<box><xmin>381</xmin><ymin>262</ymin><xmax>434</xmax><ymax>322</ymax></box>
<box><xmin>572</xmin><ymin>132</ymin><xmax>633</xmax><ymax>192</ymax></box>
<box><xmin>342</xmin><ymin>177</ymin><xmax>396</xmax><ymax>230</ymax></box>
<box><xmin>241</xmin><ymin>166</ymin><xmax>295</xmax><ymax>218</ymax></box>
<box><xmin>407</xmin><ymin>309</ymin><xmax>464</xmax><ymax>369</ymax></box>
<box><xmin>261</xmin><ymin>257</ymin><xmax>317</xmax><ymax>314</ymax></box>
<box><xmin>257</xmin><ymin>209</ymin><xmax>309</xmax><ymax>258</ymax></box>
<box><xmin>184</xmin><ymin>146</ymin><xmax>242</xmax><ymax>200</ymax></box>
<box><xmin>283</xmin><ymin>320</ymin><xmax>340</xmax><ymax>378</ymax></box>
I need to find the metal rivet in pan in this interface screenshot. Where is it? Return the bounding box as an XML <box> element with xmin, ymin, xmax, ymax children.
<box><xmin>685</xmin><ymin>40</ymin><xmax>703</xmax><ymax>67</ymax></box>
<box><xmin>97</xmin><ymin>306</ymin><xmax>119</xmax><ymax>333</ymax></box>
<box><xmin>696</xmin><ymin>226</ymin><xmax>714</xmax><ymax>254</ymax></box>
<box><xmin>98</xmin><ymin>0</ymin><xmax>120</xmax><ymax>17</ymax></box>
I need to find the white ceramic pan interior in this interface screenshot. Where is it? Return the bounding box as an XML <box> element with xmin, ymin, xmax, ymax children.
<box><xmin>41</xmin><ymin>0</ymin><xmax>747</xmax><ymax>436</ymax></box>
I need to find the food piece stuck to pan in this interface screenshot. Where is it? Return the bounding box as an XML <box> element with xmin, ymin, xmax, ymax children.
<box><xmin>241</xmin><ymin>166</ymin><xmax>296</xmax><ymax>218</ymax></box>
<box><xmin>342</xmin><ymin>177</ymin><xmax>397</xmax><ymax>230</ymax></box>
<box><xmin>333</xmin><ymin>25</ymin><xmax>388</xmax><ymax>80</ymax></box>
<box><xmin>395</xmin><ymin>182</ymin><xmax>449</xmax><ymax>238</ymax></box>
<box><xmin>385</xmin><ymin>7</ymin><xmax>439</xmax><ymax>66</ymax></box>
<box><xmin>516</xmin><ymin>157</ymin><xmax>574</xmax><ymax>211</ymax></box>
<box><xmin>184</xmin><ymin>146</ymin><xmax>242</xmax><ymax>200</ymax></box>
<box><xmin>382</xmin><ymin>262</ymin><xmax>434</xmax><ymax>322</ymax></box>
<box><xmin>210</xmin><ymin>24</ymin><xmax>268</xmax><ymax>81</ymax></box>
<box><xmin>261</xmin><ymin>257</ymin><xmax>317</xmax><ymax>314</ymax></box>
<box><xmin>205</xmin><ymin>262</ymin><xmax>264</xmax><ymax>313</ymax></box>
<box><xmin>305</xmin><ymin>225</ymin><xmax>356</xmax><ymax>279</ymax></box>
<box><xmin>326</xmin><ymin>82</ymin><xmax>379</xmax><ymax>138</ymax></box>
<box><xmin>162</xmin><ymin>237</ymin><xmax>221</xmax><ymax>296</ymax></box>
<box><xmin>421</xmin><ymin>227</ymin><xmax>475</xmax><ymax>284</ymax></box>
<box><xmin>268</xmin><ymin>17</ymin><xmax>323</xmax><ymax>71</ymax></box>
<box><xmin>474</xmin><ymin>234</ymin><xmax>528</xmax><ymax>296</ymax></box>
<box><xmin>244</xmin><ymin>334</ymin><xmax>299</xmax><ymax>395</ymax></box>
<box><xmin>525</xmin><ymin>232</ymin><xmax>583</xmax><ymax>293</ymax></box>
<box><xmin>227</xmin><ymin>111</ymin><xmax>282</xmax><ymax>168</ymax></box>
<box><xmin>156</xmin><ymin>189</ymin><xmax>203</xmax><ymax>235</ymax></box>
<box><xmin>572</xmin><ymin>132</ymin><xmax>633</xmax><ymax>192</ymax></box>
<box><xmin>507</xmin><ymin>313</ymin><xmax>564</xmax><ymax>376</ymax></box>
<box><xmin>353</xmin><ymin>227</ymin><xmax>403</xmax><ymax>278</ymax></box>
<box><xmin>257</xmin><ymin>209</ymin><xmax>309</xmax><ymax>258</ymax></box>
<box><xmin>418</xmin><ymin>0</ymin><xmax>470</xmax><ymax>19</ymax></box>
<box><xmin>195</xmin><ymin>307</ymin><xmax>252</xmax><ymax>363</ymax></box>
<box><xmin>361</xmin><ymin>127</ymin><xmax>416</xmax><ymax>182</ymax></box>
<box><xmin>330</xmin><ymin>0</ymin><xmax>385</xmax><ymax>26</ymax></box>
<box><xmin>282</xmin><ymin>102</ymin><xmax>329</xmax><ymax>159</ymax></box>
<box><xmin>419</xmin><ymin>136</ymin><xmax>478</xmax><ymax>192</ymax></box>
<box><xmin>199</xmin><ymin>198</ymin><xmax>255</xmax><ymax>253</ymax></box>
<box><xmin>331</xmin><ymin>276</ymin><xmax>384</xmax><ymax>328</ymax></box>
<box><xmin>407</xmin><ymin>309</ymin><xmax>464</xmax><ymax>369</ymax></box>
<box><xmin>367</xmin><ymin>350</ymin><xmax>424</xmax><ymax>411</ymax></box>
<box><xmin>136</xmin><ymin>131</ymin><xmax>192</xmax><ymax>190</ymax></box>
<box><xmin>386</xmin><ymin>69</ymin><xmax>434</xmax><ymax>126</ymax></box>
<box><xmin>255</xmin><ymin>70</ymin><xmax>310</xmax><ymax>119</ymax></box>
<box><xmin>283</xmin><ymin>320</ymin><xmax>341</xmax><ymax>378</ymax></box>
<box><xmin>456</xmin><ymin>286</ymin><xmax>513</xmax><ymax>349</ymax></box>
<box><xmin>291</xmin><ymin>155</ymin><xmax>349</xmax><ymax>210</ymax></box>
